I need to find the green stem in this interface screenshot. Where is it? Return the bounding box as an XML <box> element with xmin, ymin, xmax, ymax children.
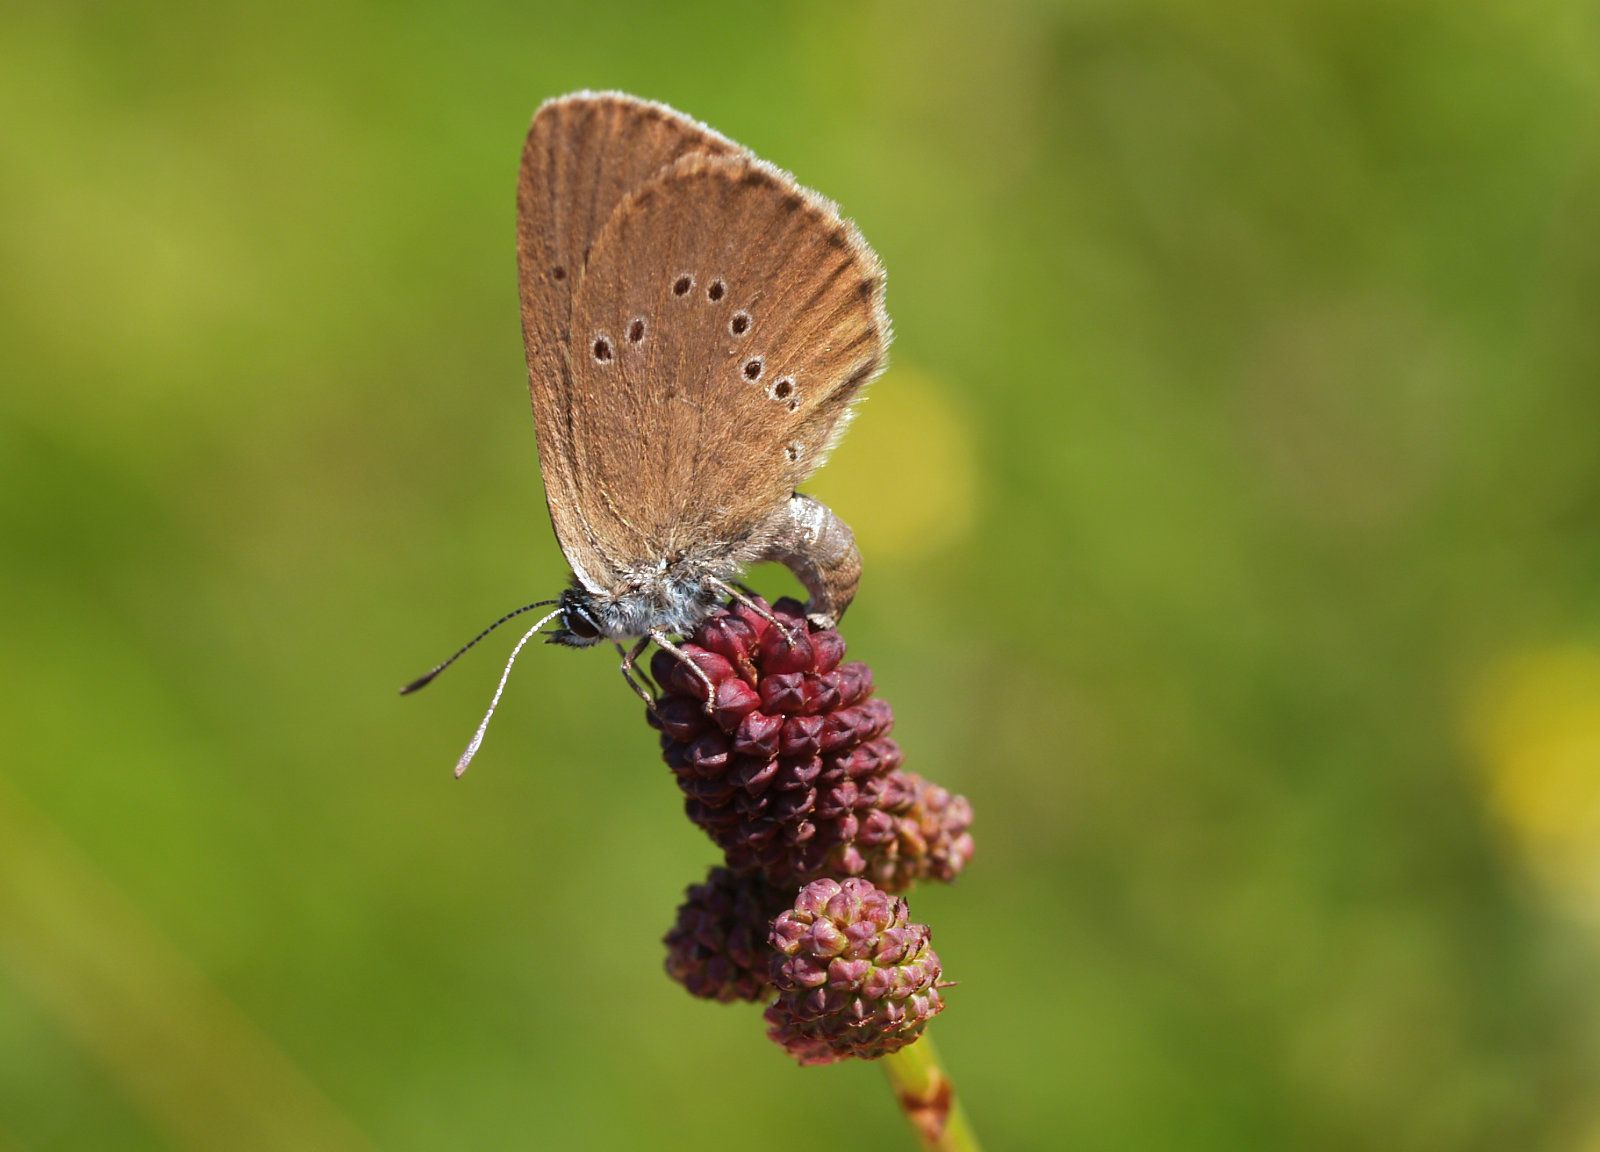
<box><xmin>880</xmin><ymin>1037</ymin><xmax>983</xmax><ymax>1152</ymax></box>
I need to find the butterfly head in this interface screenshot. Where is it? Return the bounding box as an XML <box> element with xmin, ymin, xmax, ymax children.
<box><xmin>548</xmin><ymin>586</ymin><xmax>607</xmax><ymax>648</ymax></box>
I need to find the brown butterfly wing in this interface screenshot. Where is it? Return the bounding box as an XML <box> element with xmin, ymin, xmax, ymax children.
<box><xmin>565</xmin><ymin>152</ymin><xmax>889</xmax><ymax>567</ymax></box>
<box><xmin>516</xmin><ymin>92</ymin><xmax>742</xmax><ymax>589</ymax></box>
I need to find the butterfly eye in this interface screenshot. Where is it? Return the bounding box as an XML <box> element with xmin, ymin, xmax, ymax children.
<box><xmin>564</xmin><ymin>607</ymin><xmax>600</xmax><ymax>641</ymax></box>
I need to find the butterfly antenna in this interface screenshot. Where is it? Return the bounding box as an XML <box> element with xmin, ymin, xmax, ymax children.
<box><xmin>399</xmin><ymin>600</ymin><xmax>561</xmax><ymax>695</ymax></box>
<box><xmin>452</xmin><ymin>607</ymin><xmax>565</xmax><ymax>778</ymax></box>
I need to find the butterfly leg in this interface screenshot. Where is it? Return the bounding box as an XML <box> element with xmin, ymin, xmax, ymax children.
<box><xmin>758</xmin><ymin>493</ymin><xmax>860</xmax><ymax>630</ymax></box>
<box><xmin>705</xmin><ymin>576</ymin><xmax>802</xmax><ymax>646</ymax></box>
<box><xmin>651</xmin><ymin>631</ymin><xmax>718</xmax><ymax>710</ymax></box>
<box><xmin>616</xmin><ymin>639</ymin><xmax>657</xmax><ymax>711</ymax></box>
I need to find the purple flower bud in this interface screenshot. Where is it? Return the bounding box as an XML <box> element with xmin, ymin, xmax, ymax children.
<box><xmin>779</xmin><ymin>715</ymin><xmax>825</xmax><ymax>758</ymax></box>
<box><xmin>698</xmin><ymin>613</ymin><xmax>759</xmax><ymax>670</ymax></box>
<box><xmin>653</xmin><ymin>697</ymin><xmax>709</xmax><ymax>743</ymax></box>
<box><xmin>758</xmin><ymin>624</ymin><xmax>814</xmax><ymax>674</ymax></box>
<box><xmin>711</xmin><ymin>677</ymin><xmax>761</xmax><ymax>729</ymax></box>
<box><xmin>834</xmin><ymin>663</ymin><xmax>874</xmax><ymax>706</ymax></box>
<box><xmin>758</xmin><ymin>672</ymin><xmax>809</xmax><ymax>715</ymax></box>
<box><xmin>732</xmin><ymin>711</ymin><xmax>782</xmax><ymax>759</ymax></box>
<box><xmin>684</xmin><ymin>732</ymin><xmax>730</xmax><ymax>775</ymax></box>
<box><xmin>809</xmin><ymin>630</ymin><xmax>846</xmax><ymax>674</ymax></box>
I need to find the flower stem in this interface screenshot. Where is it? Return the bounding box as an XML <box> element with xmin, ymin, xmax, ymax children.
<box><xmin>881</xmin><ymin>1037</ymin><xmax>982</xmax><ymax>1151</ymax></box>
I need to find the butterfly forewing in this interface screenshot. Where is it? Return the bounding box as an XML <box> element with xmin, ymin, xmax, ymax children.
<box><xmin>516</xmin><ymin>93</ymin><xmax>742</xmax><ymax>587</ymax></box>
<box><xmin>566</xmin><ymin>152</ymin><xmax>889</xmax><ymax>563</ymax></box>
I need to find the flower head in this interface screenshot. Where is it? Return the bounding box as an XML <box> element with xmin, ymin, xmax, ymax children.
<box><xmin>763</xmin><ymin>877</ymin><xmax>944</xmax><ymax>1064</ymax></box>
<box><xmin>649</xmin><ymin>599</ymin><xmax>971</xmax><ymax>892</ymax></box>
<box><xmin>664</xmin><ymin>867</ymin><xmax>791</xmax><ymax>1003</ymax></box>
<box><xmin>859</xmin><ymin>772</ymin><xmax>976</xmax><ymax>892</ymax></box>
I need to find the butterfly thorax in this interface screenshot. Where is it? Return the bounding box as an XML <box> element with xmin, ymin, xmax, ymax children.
<box><xmin>548</xmin><ymin>557</ymin><xmax>735</xmax><ymax>647</ymax></box>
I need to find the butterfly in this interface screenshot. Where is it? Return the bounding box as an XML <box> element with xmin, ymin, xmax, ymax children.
<box><xmin>405</xmin><ymin>92</ymin><xmax>890</xmax><ymax>775</ymax></box>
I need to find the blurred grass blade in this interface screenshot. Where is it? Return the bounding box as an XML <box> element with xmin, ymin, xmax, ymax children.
<box><xmin>0</xmin><ymin>779</ymin><xmax>375</xmax><ymax>1152</ymax></box>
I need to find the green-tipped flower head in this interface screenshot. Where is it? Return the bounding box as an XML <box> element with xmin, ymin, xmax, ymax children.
<box><xmin>764</xmin><ymin>877</ymin><xmax>944</xmax><ymax>1064</ymax></box>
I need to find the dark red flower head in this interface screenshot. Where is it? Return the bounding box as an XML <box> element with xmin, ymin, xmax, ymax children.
<box><xmin>664</xmin><ymin>867</ymin><xmax>791</xmax><ymax>1004</ymax></box>
<box><xmin>649</xmin><ymin>598</ymin><xmax>917</xmax><ymax>889</ymax></box>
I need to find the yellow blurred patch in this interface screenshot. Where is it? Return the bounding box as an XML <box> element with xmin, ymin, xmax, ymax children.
<box><xmin>1471</xmin><ymin>647</ymin><xmax>1600</xmax><ymax>911</ymax></box>
<box><xmin>807</xmin><ymin>364</ymin><xmax>980</xmax><ymax>562</ymax></box>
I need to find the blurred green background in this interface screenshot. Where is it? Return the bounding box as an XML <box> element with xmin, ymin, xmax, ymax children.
<box><xmin>4</xmin><ymin>1</ymin><xmax>1600</xmax><ymax>1148</ymax></box>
